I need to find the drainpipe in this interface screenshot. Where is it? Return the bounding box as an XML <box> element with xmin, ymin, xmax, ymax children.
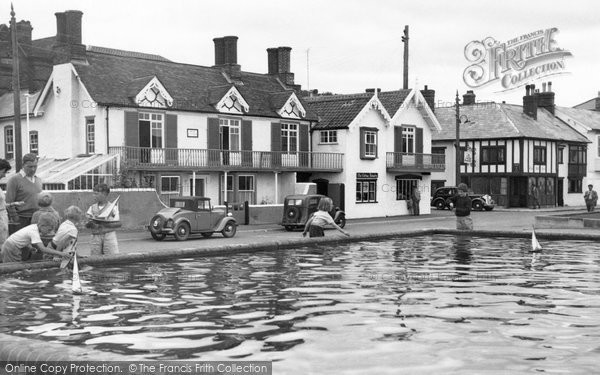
<box><xmin>105</xmin><ymin>106</ymin><xmax>110</xmax><ymax>154</ymax></box>
<box><xmin>275</xmin><ymin>172</ymin><xmax>279</xmax><ymax>204</ymax></box>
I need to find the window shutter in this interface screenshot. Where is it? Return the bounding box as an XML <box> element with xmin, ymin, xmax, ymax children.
<box><xmin>271</xmin><ymin>122</ymin><xmax>281</xmax><ymax>167</ymax></box>
<box><xmin>299</xmin><ymin>124</ymin><xmax>309</xmax><ymax>167</ymax></box>
<box><xmin>124</xmin><ymin>111</ymin><xmax>139</xmax><ymax>147</ymax></box>
<box><xmin>416</xmin><ymin>127</ymin><xmax>423</xmax><ymax>153</ymax></box>
<box><xmin>207</xmin><ymin>117</ymin><xmax>220</xmax><ymax>165</ymax></box>
<box><xmin>241</xmin><ymin>119</ymin><xmax>252</xmax><ymax>165</ymax></box>
<box><xmin>394</xmin><ymin>126</ymin><xmax>402</xmax><ymax>153</ymax></box>
<box><xmin>374</xmin><ymin>132</ymin><xmax>378</xmax><ymax>159</ymax></box>
<box><xmin>165</xmin><ymin>114</ymin><xmax>177</xmax><ymax>163</ymax></box>
<box><xmin>359</xmin><ymin>128</ymin><xmax>365</xmax><ymax>159</ymax></box>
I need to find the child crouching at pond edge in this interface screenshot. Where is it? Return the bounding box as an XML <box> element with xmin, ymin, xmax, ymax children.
<box><xmin>302</xmin><ymin>197</ymin><xmax>350</xmax><ymax>238</ymax></box>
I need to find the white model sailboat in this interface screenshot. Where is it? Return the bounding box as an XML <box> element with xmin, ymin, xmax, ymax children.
<box><xmin>94</xmin><ymin>195</ymin><xmax>120</xmax><ymax>221</ymax></box>
<box><xmin>531</xmin><ymin>228</ymin><xmax>542</xmax><ymax>252</ymax></box>
<box><xmin>72</xmin><ymin>253</ymin><xmax>83</xmax><ymax>294</ymax></box>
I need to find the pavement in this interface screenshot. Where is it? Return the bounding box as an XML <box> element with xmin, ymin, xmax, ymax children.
<box><xmin>1</xmin><ymin>205</ymin><xmax>598</xmax><ymax>274</ymax></box>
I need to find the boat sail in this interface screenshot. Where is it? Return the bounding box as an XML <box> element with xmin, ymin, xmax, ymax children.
<box><xmin>72</xmin><ymin>253</ymin><xmax>83</xmax><ymax>294</ymax></box>
<box><xmin>94</xmin><ymin>195</ymin><xmax>120</xmax><ymax>221</ymax></box>
<box><xmin>531</xmin><ymin>229</ymin><xmax>542</xmax><ymax>252</ymax></box>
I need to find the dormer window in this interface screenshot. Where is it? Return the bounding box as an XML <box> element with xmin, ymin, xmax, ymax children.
<box><xmin>135</xmin><ymin>77</ymin><xmax>173</xmax><ymax>108</ymax></box>
<box><xmin>216</xmin><ymin>86</ymin><xmax>249</xmax><ymax>114</ymax></box>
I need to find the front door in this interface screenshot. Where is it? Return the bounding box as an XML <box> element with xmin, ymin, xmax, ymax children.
<box><xmin>557</xmin><ymin>178</ymin><xmax>564</xmax><ymax>206</ymax></box>
<box><xmin>190</xmin><ymin>178</ymin><xmax>205</xmax><ymax>197</ymax></box>
<box><xmin>509</xmin><ymin>177</ymin><xmax>528</xmax><ymax>207</ymax></box>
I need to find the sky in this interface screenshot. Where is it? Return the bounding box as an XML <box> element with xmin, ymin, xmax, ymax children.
<box><xmin>6</xmin><ymin>0</ymin><xmax>600</xmax><ymax>107</ymax></box>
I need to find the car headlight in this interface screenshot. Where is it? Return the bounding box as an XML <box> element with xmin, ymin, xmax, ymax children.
<box><xmin>165</xmin><ymin>219</ymin><xmax>174</xmax><ymax>228</ymax></box>
<box><xmin>227</xmin><ymin>212</ymin><xmax>233</xmax><ymax>217</ymax></box>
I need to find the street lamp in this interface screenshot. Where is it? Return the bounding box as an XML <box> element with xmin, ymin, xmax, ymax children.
<box><xmin>455</xmin><ymin>91</ymin><xmax>470</xmax><ymax>186</ymax></box>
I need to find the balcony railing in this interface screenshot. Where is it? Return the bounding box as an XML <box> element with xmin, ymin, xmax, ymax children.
<box><xmin>386</xmin><ymin>152</ymin><xmax>445</xmax><ymax>172</ymax></box>
<box><xmin>109</xmin><ymin>147</ymin><xmax>344</xmax><ymax>172</ymax></box>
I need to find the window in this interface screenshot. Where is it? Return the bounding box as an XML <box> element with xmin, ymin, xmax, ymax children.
<box><xmin>356</xmin><ymin>178</ymin><xmax>377</xmax><ymax>203</ymax></box>
<box><xmin>402</xmin><ymin>126</ymin><xmax>415</xmax><ymax>153</ymax></box>
<box><xmin>396</xmin><ymin>179</ymin><xmax>419</xmax><ymax>200</ymax></box>
<box><xmin>319</xmin><ymin>130</ymin><xmax>337</xmax><ymax>144</ymax></box>
<box><xmin>533</xmin><ymin>146</ymin><xmax>546</xmax><ymax>165</ymax></box>
<box><xmin>29</xmin><ymin>131</ymin><xmax>38</xmax><ymax>155</ymax></box>
<box><xmin>568</xmin><ymin>177</ymin><xmax>582</xmax><ymax>193</ymax></box>
<box><xmin>481</xmin><ymin>146</ymin><xmax>506</xmax><ymax>165</ymax></box>
<box><xmin>432</xmin><ymin>147</ymin><xmax>445</xmax><ymax>154</ymax></box>
<box><xmin>139</xmin><ymin>112</ymin><xmax>163</xmax><ymax>147</ymax></box>
<box><xmin>569</xmin><ymin>145</ymin><xmax>586</xmax><ymax>164</ymax></box>
<box><xmin>161</xmin><ymin>176</ymin><xmax>180</xmax><ymax>194</ymax></box>
<box><xmin>460</xmin><ymin>146</ymin><xmax>468</xmax><ymax>165</ymax></box>
<box><xmin>219</xmin><ymin>118</ymin><xmax>240</xmax><ymax>151</ymax></box>
<box><xmin>4</xmin><ymin>126</ymin><xmax>13</xmax><ymax>159</ymax></box>
<box><xmin>598</xmin><ymin>136</ymin><xmax>600</xmax><ymax>158</ymax></box>
<box><xmin>558</xmin><ymin>147</ymin><xmax>564</xmax><ymax>164</ymax></box>
<box><xmin>281</xmin><ymin>123</ymin><xmax>298</xmax><ymax>153</ymax></box>
<box><xmin>86</xmin><ymin>117</ymin><xmax>95</xmax><ymax>154</ymax></box>
<box><xmin>359</xmin><ymin>127</ymin><xmax>378</xmax><ymax>159</ymax></box>
<box><xmin>238</xmin><ymin>175</ymin><xmax>255</xmax><ymax>204</ymax></box>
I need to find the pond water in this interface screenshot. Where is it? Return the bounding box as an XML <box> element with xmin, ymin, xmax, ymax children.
<box><xmin>0</xmin><ymin>235</ymin><xmax>599</xmax><ymax>374</ymax></box>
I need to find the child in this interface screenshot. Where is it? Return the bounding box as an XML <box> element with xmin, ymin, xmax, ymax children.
<box><xmin>302</xmin><ymin>197</ymin><xmax>350</xmax><ymax>238</ymax></box>
<box><xmin>85</xmin><ymin>183</ymin><xmax>121</xmax><ymax>255</ymax></box>
<box><xmin>1</xmin><ymin>212</ymin><xmax>69</xmax><ymax>263</ymax></box>
<box><xmin>450</xmin><ymin>183</ymin><xmax>473</xmax><ymax>230</ymax></box>
<box><xmin>51</xmin><ymin>206</ymin><xmax>83</xmax><ymax>258</ymax></box>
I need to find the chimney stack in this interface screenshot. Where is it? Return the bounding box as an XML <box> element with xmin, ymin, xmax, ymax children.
<box><xmin>54</xmin><ymin>10</ymin><xmax>85</xmax><ymax>63</ymax></box>
<box><xmin>462</xmin><ymin>90</ymin><xmax>476</xmax><ymax>106</ymax></box>
<box><xmin>213</xmin><ymin>36</ymin><xmax>241</xmax><ymax>80</ymax></box>
<box><xmin>266</xmin><ymin>46</ymin><xmax>297</xmax><ymax>88</ymax></box>
<box><xmin>523</xmin><ymin>84</ymin><xmax>538</xmax><ymax>120</ymax></box>
<box><xmin>595</xmin><ymin>91</ymin><xmax>600</xmax><ymax>111</ymax></box>
<box><xmin>420</xmin><ymin>85</ymin><xmax>435</xmax><ymax>112</ymax></box>
<box><xmin>537</xmin><ymin>81</ymin><xmax>555</xmax><ymax>115</ymax></box>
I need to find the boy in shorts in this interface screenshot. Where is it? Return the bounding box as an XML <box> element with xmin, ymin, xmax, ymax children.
<box><xmin>85</xmin><ymin>184</ymin><xmax>121</xmax><ymax>255</ymax></box>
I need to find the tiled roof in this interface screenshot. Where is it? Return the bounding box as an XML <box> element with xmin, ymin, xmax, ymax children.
<box><xmin>433</xmin><ymin>103</ymin><xmax>589</xmax><ymax>143</ymax></box>
<box><xmin>554</xmin><ymin>106</ymin><xmax>600</xmax><ymax>131</ymax></box>
<box><xmin>0</xmin><ymin>91</ymin><xmax>42</xmax><ymax>119</ymax></box>
<box><xmin>304</xmin><ymin>90</ymin><xmax>411</xmax><ymax>130</ymax></box>
<box><xmin>72</xmin><ymin>47</ymin><xmax>316</xmax><ymax>120</ymax></box>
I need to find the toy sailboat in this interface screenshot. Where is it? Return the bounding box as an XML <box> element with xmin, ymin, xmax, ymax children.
<box><xmin>72</xmin><ymin>253</ymin><xmax>83</xmax><ymax>294</ymax></box>
<box><xmin>94</xmin><ymin>195</ymin><xmax>120</xmax><ymax>222</ymax></box>
<box><xmin>531</xmin><ymin>227</ymin><xmax>542</xmax><ymax>253</ymax></box>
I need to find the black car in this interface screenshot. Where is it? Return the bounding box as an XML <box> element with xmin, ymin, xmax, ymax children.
<box><xmin>430</xmin><ymin>187</ymin><xmax>495</xmax><ymax>211</ymax></box>
<box><xmin>281</xmin><ymin>194</ymin><xmax>346</xmax><ymax>231</ymax></box>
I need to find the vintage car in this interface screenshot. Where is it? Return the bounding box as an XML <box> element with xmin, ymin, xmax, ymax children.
<box><xmin>148</xmin><ymin>197</ymin><xmax>237</xmax><ymax>241</ymax></box>
<box><xmin>281</xmin><ymin>194</ymin><xmax>346</xmax><ymax>231</ymax></box>
<box><xmin>430</xmin><ymin>186</ymin><xmax>495</xmax><ymax>211</ymax></box>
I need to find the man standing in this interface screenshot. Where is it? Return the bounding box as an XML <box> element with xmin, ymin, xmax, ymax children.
<box><xmin>411</xmin><ymin>183</ymin><xmax>421</xmax><ymax>216</ymax></box>
<box><xmin>6</xmin><ymin>153</ymin><xmax>43</xmax><ymax>234</ymax></box>
<box><xmin>584</xmin><ymin>184</ymin><xmax>598</xmax><ymax>212</ymax></box>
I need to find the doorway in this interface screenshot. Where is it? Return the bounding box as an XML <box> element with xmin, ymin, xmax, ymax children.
<box><xmin>557</xmin><ymin>178</ymin><xmax>564</xmax><ymax>206</ymax></box>
<box><xmin>190</xmin><ymin>178</ymin><xmax>205</xmax><ymax>197</ymax></box>
<box><xmin>509</xmin><ymin>177</ymin><xmax>528</xmax><ymax>207</ymax></box>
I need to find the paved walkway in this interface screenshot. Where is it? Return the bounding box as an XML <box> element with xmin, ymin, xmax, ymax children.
<box><xmin>1</xmin><ymin>205</ymin><xmax>598</xmax><ymax>274</ymax></box>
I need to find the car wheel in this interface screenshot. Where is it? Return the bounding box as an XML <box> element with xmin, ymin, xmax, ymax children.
<box><xmin>201</xmin><ymin>232</ymin><xmax>213</xmax><ymax>238</ymax></box>
<box><xmin>435</xmin><ymin>200</ymin><xmax>446</xmax><ymax>210</ymax></box>
<box><xmin>149</xmin><ymin>215</ymin><xmax>163</xmax><ymax>234</ymax></box>
<box><xmin>337</xmin><ymin>216</ymin><xmax>346</xmax><ymax>229</ymax></box>
<box><xmin>473</xmin><ymin>201</ymin><xmax>483</xmax><ymax>211</ymax></box>
<box><xmin>150</xmin><ymin>232</ymin><xmax>166</xmax><ymax>241</ymax></box>
<box><xmin>174</xmin><ymin>222</ymin><xmax>191</xmax><ymax>241</ymax></box>
<box><xmin>222</xmin><ymin>222</ymin><xmax>237</xmax><ymax>238</ymax></box>
<box><xmin>284</xmin><ymin>225</ymin><xmax>295</xmax><ymax>232</ymax></box>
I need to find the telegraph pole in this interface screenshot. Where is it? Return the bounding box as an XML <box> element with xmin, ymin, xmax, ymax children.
<box><xmin>455</xmin><ymin>91</ymin><xmax>461</xmax><ymax>186</ymax></box>
<box><xmin>10</xmin><ymin>3</ymin><xmax>23</xmax><ymax>171</ymax></box>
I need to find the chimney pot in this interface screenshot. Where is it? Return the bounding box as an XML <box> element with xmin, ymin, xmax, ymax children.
<box><xmin>548</xmin><ymin>81</ymin><xmax>552</xmax><ymax>92</ymax></box>
<box><xmin>542</xmin><ymin>82</ymin><xmax>547</xmax><ymax>92</ymax></box>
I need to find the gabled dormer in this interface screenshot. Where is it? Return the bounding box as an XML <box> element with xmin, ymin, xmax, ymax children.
<box><xmin>135</xmin><ymin>76</ymin><xmax>173</xmax><ymax>108</ymax></box>
<box><xmin>277</xmin><ymin>92</ymin><xmax>306</xmax><ymax>119</ymax></box>
<box><xmin>215</xmin><ymin>86</ymin><xmax>249</xmax><ymax>114</ymax></box>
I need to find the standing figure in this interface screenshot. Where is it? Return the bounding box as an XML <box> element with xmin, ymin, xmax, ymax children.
<box><xmin>302</xmin><ymin>197</ymin><xmax>349</xmax><ymax>238</ymax></box>
<box><xmin>532</xmin><ymin>184</ymin><xmax>541</xmax><ymax>209</ymax></box>
<box><xmin>584</xmin><ymin>184</ymin><xmax>598</xmax><ymax>212</ymax></box>
<box><xmin>6</xmin><ymin>153</ymin><xmax>43</xmax><ymax>233</ymax></box>
<box><xmin>0</xmin><ymin>159</ymin><xmax>24</xmax><ymax>249</ymax></box>
<box><xmin>85</xmin><ymin>184</ymin><xmax>121</xmax><ymax>255</ymax></box>
<box><xmin>411</xmin><ymin>183</ymin><xmax>421</xmax><ymax>216</ymax></box>
<box><xmin>450</xmin><ymin>183</ymin><xmax>473</xmax><ymax>230</ymax></box>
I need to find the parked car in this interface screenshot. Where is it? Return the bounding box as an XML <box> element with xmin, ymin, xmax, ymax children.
<box><xmin>430</xmin><ymin>186</ymin><xmax>495</xmax><ymax>211</ymax></box>
<box><xmin>281</xmin><ymin>194</ymin><xmax>346</xmax><ymax>231</ymax></box>
<box><xmin>148</xmin><ymin>197</ymin><xmax>237</xmax><ymax>241</ymax></box>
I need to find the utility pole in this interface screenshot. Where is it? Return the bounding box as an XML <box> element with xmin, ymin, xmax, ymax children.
<box><xmin>401</xmin><ymin>25</ymin><xmax>409</xmax><ymax>90</ymax></box>
<box><xmin>306</xmin><ymin>48</ymin><xmax>310</xmax><ymax>91</ymax></box>
<box><xmin>455</xmin><ymin>91</ymin><xmax>461</xmax><ymax>186</ymax></box>
<box><xmin>10</xmin><ymin>3</ymin><xmax>22</xmax><ymax>171</ymax></box>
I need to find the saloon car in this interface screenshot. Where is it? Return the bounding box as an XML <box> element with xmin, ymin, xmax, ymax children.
<box><xmin>430</xmin><ymin>186</ymin><xmax>495</xmax><ymax>211</ymax></box>
<box><xmin>148</xmin><ymin>197</ymin><xmax>237</xmax><ymax>241</ymax></box>
<box><xmin>281</xmin><ymin>194</ymin><xmax>346</xmax><ymax>231</ymax></box>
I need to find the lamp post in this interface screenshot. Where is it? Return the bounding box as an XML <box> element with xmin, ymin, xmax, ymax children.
<box><xmin>455</xmin><ymin>91</ymin><xmax>461</xmax><ymax>186</ymax></box>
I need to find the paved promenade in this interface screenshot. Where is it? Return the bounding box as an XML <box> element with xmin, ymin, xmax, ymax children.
<box><xmin>1</xmin><ymin>206</ymin><xmax>598</xmax><ymax>274</ymax></box>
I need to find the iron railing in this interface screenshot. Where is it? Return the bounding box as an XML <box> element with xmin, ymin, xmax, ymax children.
<box><xmin>386</xmin><ymin>152</ymin><xmax>445</xmax><ymax>172</ymax></box>
<box><xmin>109</xmin><ymin>147</ymin><xmax>344</xmax><ymax>172</ymax></box>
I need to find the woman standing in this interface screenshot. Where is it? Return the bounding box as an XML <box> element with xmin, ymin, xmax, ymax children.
<box><xmin>0</xmin><ymin>159</ymin><xmax>23</xmax><ymax>252</ymax></box>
